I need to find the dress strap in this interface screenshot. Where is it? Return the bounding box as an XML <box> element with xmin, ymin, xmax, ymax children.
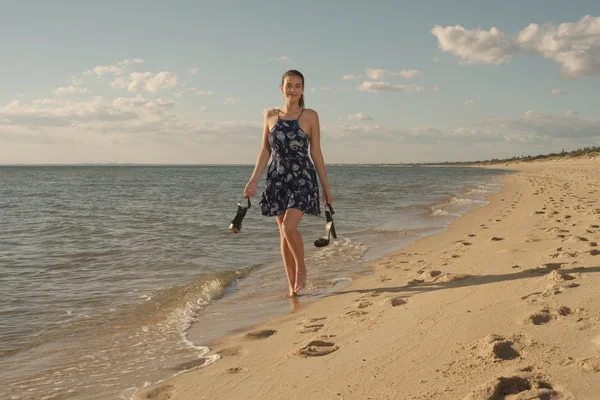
<box><xmin>297</xmin><ymin>108</ymin><xmax>305</xmax><ymax>120</ymax></box>
<box><xmin>277</xmin><ymin>109</ymin><xmax>281</xmax><ymax>121</ymax></box>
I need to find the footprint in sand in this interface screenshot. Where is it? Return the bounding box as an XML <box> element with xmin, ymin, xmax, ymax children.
<box><xmin>390</xmin><ymin>297</ymin><xmax>408</xmax><ymax>307</ymax></box>
<box><xmin>245</xmin><ymin>329</ymin><xmax>277</xmax><ymax>340</ymax></box>
<box><xmin>141</xmin><ymin>384</ymin><xmax>175</xmax><ymax>400</ymax></box>
<box><xmin>300</xmin><ymin>323</ymin><xmax>325</xmax><ymax>334</ymax></box>
<box><xmin>357</xmin><ymin>300</ymin><xmax>372</xmax><ymax>309</ymax></box>
<box><xmin>217</xmin><ymin>346</ymin><xmax>242</xmax><ymax>356</ymax></box>
<box><xmin>296</xmin><ymin>340</ymin><xmax>339</xmax><ymax>357</ymax></box>
<box><xmin>473</xmin><ymin>334</ymin><xmax>532</xmax><ymax>362</ymax></box>
<box><xmin>524</xmin><ymin>306</ymin><xmax>573</xmax><ymax>325</ymax></box>
<box><xmin>590</xmin><ymin>249</ymin><xmax>600</xmax><ymax>256</ymax></box>
<box><xmin>226</xmin><ymin>367</ymin><xmax>245</xmax><ymax>374</ymax></box>
<box><xmin>463</xmin><ymin>371</ymin><xmax>571</xmax><ymax>400</ymax></box>
<box><xmin>490</xmin><ymin>237</ymin><xmax>504</xmax><ymax>241</ymax></box>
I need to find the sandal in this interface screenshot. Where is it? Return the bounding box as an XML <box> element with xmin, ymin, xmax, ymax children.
<box><xmin>314</xmin><ymin>204</ymin><xmax>337</xmax><ymax>247</ymax></box>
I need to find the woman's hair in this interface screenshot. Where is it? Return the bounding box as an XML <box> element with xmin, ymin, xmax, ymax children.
<box><xmin>281</xmin><ymin>69</ymin><xmax>305</xmax><ymax>109</ymax></box>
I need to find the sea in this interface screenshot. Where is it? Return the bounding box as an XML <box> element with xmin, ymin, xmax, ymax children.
<box><xmin>0</xmin><ymin>164</ymin><xmax>514</xmax><ymax>400</ymax></box>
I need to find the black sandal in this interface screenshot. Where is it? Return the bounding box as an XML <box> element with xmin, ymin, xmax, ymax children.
<box><xmin>314</xmin><ymin>204</ymin><xmax>337</xmax><ymax>247</ymax></box>
<box><xmin>228</xmin><ymin>198</ymin><xmax>251</xmax><ymax>233</ymax></box>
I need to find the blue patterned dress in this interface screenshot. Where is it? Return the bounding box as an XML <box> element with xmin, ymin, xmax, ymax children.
<box><xmin>260</xmin><ymin>109</ymin><xmax>321</xmax><ymax>217</ymax></box>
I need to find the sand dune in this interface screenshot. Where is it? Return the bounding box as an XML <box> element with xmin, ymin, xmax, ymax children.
<box><xmin>134</xmin><ymin>159</ymin><xmax>600</xmax><ymax>400</ymax></box>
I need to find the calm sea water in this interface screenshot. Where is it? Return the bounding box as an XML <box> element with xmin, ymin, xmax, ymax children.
<box><xmin>0</xmin><ymin>165</ymin><xmax>513</xmax><ymax>399</ymax></box>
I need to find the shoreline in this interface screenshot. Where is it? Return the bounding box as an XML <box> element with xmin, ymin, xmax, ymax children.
<box><xmin>134</xmin><ymin>159</ymin><xmax>600</xmax><ymax>400</ymax></box>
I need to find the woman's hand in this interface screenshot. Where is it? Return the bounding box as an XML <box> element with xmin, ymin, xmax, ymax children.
<box><xmin>243</xmin><ymin>181</ymin><xmax>257</xmax><ymax>198</ymax></box>
<box><xmin>322</xmin><ymin>185</ymin><xmax>332</xmax><ymax>205</ymax></box>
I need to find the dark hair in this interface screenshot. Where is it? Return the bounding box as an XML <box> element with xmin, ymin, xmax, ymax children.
<box><xmin>281</xmin><ymin>69</ymin><xmax>305</xmax><ymax>109</ymax></box>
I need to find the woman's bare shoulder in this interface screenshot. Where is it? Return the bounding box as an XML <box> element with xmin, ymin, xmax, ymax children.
<box><xmin>264</xmin><ymin>108</ymin><xmax>279</xmax><ymax>119</ymax></box>
<box><xmin>303</xmin><ymin>108</ymin><xmax>319</xmax><ymax>120</ymax></box>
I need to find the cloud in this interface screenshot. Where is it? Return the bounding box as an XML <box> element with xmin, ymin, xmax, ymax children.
<box><xmin>175</xmin><ymin>87</ymin><xmax>196</xmax><ymax>98</ymax></box>
<box><xmin>464</xmin><ymin>100</ymin><xmax>476</xmax><ymax>106</ymax></box>
<box><xmin>117</xmin><ymin>58</ymin><xmax>144</xmax><ymax>67</ymax></box>
<box><xmin>431</xmin><ymin>25</ymin><xmax>519</xmax><ymax>65</ymax></box>
<box><xmin>53</xmin><ymin>86</ymin><xmax>90</xmax><ymax>96</ymax></box>
<box><xmin>348</xmin><ymin>112</ymin><xmax>373</xmax><ymax>121</ymax></box>
<box><xmin>88</xmin><ymin>65</ymin><xmax>124</xmax><ymax>76</ymax></box>
<box><xmin>196</xmin><ymin>91</ymin><xmax>215</xmax><ymax>96</ymax></box>
<box><xmin>358</xmin><ymin>81</ymin><xmax>439</xmax><ymax>92</ymax></box>
<box><xmin>189</xmin><ymin>67</ymin><xmax>199</xmax><ymax>74</ymax></box>
<box><xmin>111</xmin><ymin>72</ymin><xmax>178</xmax><ymax>93</ymax></box>
<box><xmin>432</xmin><ymin>15</ymin><xmax>600</xmax><ymax>78</ymax></box>
<box><xmin>83</xmin><ymin>58</ymin><xmax>144</xmax><ymax>77</ymax></box>
<box><xmin>0</xmin><ymin>96</ymin><xmax>261</xmax><ymax>145</ymax></box>
<box><xmin>270</xmin><ymin>56</ymin><xmax>291</xmax><ymax>62</ymax></box>
<box><xmin>397</xmin><ymin>70</ymin><xmax>421</xmax><ymax>79</ymax></box>
<box><xmin>224</xmin><ymin>97</ymin><xmax>240</xmax><ymax>105</ymax></box>
<box><xmin>551</xmin><ymin>88</ymin><xmax>566</xmax><ymax>95</ymax></box>
<box><xmin>364</xmin><ymin>68</ymin><xmax>422</xmax><ymax>80</ymax></box>
<box><xmin>432</xmin><ymin>57</ymin><xmax>441</xmax><ymax>62</ymax></box>
<box><xmin>341</xmin><ymin>74</ymin><xmax>359</xmax><ymax>80</ymax></box>
<box><xmin>566</xmin><ymin>109</ymin><xmax>577</xmax><ymax>116</ymax></box>
<box><xmin>199</xmin><ymin>106</ymin><xmax>207</xmax><ymax>112</ymax></box>
<box><xmin>484</xmin><ymin>110</ymin><xmax>600</xmax><ymax>138</ymax></box>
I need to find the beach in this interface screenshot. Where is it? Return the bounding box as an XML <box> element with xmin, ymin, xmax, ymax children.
<box><xmin>134</xmin><ymin>158</ymin><xmax>600</xmax><ymax>400</ymax></box>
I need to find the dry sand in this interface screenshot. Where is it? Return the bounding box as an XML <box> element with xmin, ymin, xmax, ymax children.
<box><xmin>134</xmin><ymin>159</ymin><xmax>600</xmax><ymax>400</ymax></box>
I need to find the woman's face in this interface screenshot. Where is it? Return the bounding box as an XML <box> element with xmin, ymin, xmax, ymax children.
<box><xmin>281</xmin><ymin>75</ymin><xmax>304</xmax><ymax>102</ymax></box>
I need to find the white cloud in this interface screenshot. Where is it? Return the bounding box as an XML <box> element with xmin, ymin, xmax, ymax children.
<box><xmin>310</xmin><ymin>88</ymin><xmax>317</xmax><ymax>93</ymax></box>
<box><xmin>87</xmin><ymin>65</ymin><xmax>125</xmax><ymax>77</ymax></box>
<box><xmin>112</xmin><ymin>72</ymin><xmax>178</xmax><ymax>93</ymax></box>
<box><xmin>551</xmin><ymin>88</ymin><xmax>566</xmax><ymax>95</ymax></box>
<box><xmin>71</xmin><ymin>77</ymin><xmax>84</xmax><ymax>86</ymax></box>
<box><xmin>464</xmin><ymin>100</ymin><xmax>476</xmax><ymax>106</ymax></box>
<box><xmin>0</xmin><ymin>96</ymin><xmax>260</xmax><ymax>145</ymax></box>
<box><xmin>484</xmin><ymin>110</ymin><xmax>600</xmax><ymax>138</ymax></box>
<box><xmin>117</xmin><ymin>58</ymin><xmax>144</xmax><ymax>67</ymax></box>
<box><xmin>566</xmin><ymin>109</ymin><xmax>577</xmax><ymax>116</ymax></box>
<box><xmin>53</xmin><ymin>86</ymin><xmax>90</xmax><ymax>96</ymax></box>
<box><xmin>224</xmin><ymin>97</ymin><xmax>240</xmax><ymax>105</ymax></box>
<box><xmin>431</xmin><ymin>25</ymin><xmax>519</xmax><ymax>65</ymax></box>
<box><xmin>110</xmin><ymin>78</ymin><xmax>128</xmax><ymax>89</ymax></box>
<box><xmin>196</xmin><ymin>91</ymin><xmax>214</xmax><ymax>96</ymax></box>
<box><xmin>397</xmin><ymin>70</ymin><xmax>421</xmax><ymax>79</ymax></box>
<box><xmin>175</xmin><ymin>87</ymin><xmax>196</xmax><ymax>98</ymax></box>
<box><xmin>341</xmin><ymin>74</ymin><xmax>359</xmax><ymax>80</ymax></box>
<box><xmin>348</xmin><ymin>112</ymin><xmax>373</xmax><ymax>121</ymax></box>
<box><xmin>84</xmin><ymin>58</ymin><xmax>143</xmax><ymax>77</ymax></box>
<box><xmin>189</xmin><ymin>67</ymin><xmax>199</xmax><ymax>74</ymax></box>
<box><xmin>270</xmin><ymin>56</ymin><xmax>291</xmax><ymax>62</ymax></box>
<box><xmin>364</xmin><ymin>68</ymin><xmax>388</xmax><ymax>80</ymax></box>
<box><xmin>432</xmin><ymin>15</ymin><xmax>600</xmax><ymax>78</ymax></box>
<box><xmin>364</xmin><ymin>68</ymin><xmax>422</xmax><ymax>80</ymax></box>
<box><xmin>199</xmin><ymin>106</ymin><xmax>207</xmax><ymax>112</ymax></box>
<box><xmin>358</xmin><ymin>81</ymin><xmax>439</xmax><ymax>93</ymax></box>
<box><xmin>322</xmin><ymin>86</ymin><xmax>332</xmax><ymax>91</ymax></box>
<box><xmin>432</xmin><ymin>57</ymin><xmax>441</xmax><ymax>62</ymax></box>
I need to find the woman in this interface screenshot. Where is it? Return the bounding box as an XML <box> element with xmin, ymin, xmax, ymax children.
<box><xmin>243</xmin><ymin>69</ymin><xmax>332</xmax><ymax>297</ymax></box>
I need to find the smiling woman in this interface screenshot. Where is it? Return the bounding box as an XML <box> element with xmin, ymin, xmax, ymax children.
<box><xmin>243</xmin><ymin>69</ymin><xmax>333</xmax><ymax>297</ymax></box>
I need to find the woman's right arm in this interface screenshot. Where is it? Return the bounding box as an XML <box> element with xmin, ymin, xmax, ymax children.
<box><xmin>243</xmin><ymin>110</ymin><xmax>274</xmax><ymax>198</ymax></box>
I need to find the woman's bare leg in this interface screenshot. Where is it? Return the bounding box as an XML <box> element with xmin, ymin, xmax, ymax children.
<box><xmin>276</xmin><ymin>214</ymin><xmax>297</xmax><ymax>296</ymax></box>
<box><xmin>280</xmin><ymin>209</ymin><xmax>306</xmax><ymax>293</ymax></box>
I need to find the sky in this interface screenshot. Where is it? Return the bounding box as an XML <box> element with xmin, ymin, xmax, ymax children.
<box><xmin>1</xmin><ymin>0</ymin><xmax>600</xmax><ymax>164</ymax></box>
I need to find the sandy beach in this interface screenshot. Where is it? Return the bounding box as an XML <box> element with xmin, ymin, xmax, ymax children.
<box><xmin>134</xmin><ymin>158</ymin><xmax>600</xmax><ymax>400</ymax></box>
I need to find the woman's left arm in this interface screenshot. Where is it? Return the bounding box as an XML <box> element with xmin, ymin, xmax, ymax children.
<box><xmin>308</xmin><ymin>110</ymin><xmax>332</xmax><ymax>205</ymax></box>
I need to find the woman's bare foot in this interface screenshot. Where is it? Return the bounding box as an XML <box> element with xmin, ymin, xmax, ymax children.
<box><xmin>294</xmin><ymin>265</ymin><xmax>306</xmax><ymax>292</ymax></box>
